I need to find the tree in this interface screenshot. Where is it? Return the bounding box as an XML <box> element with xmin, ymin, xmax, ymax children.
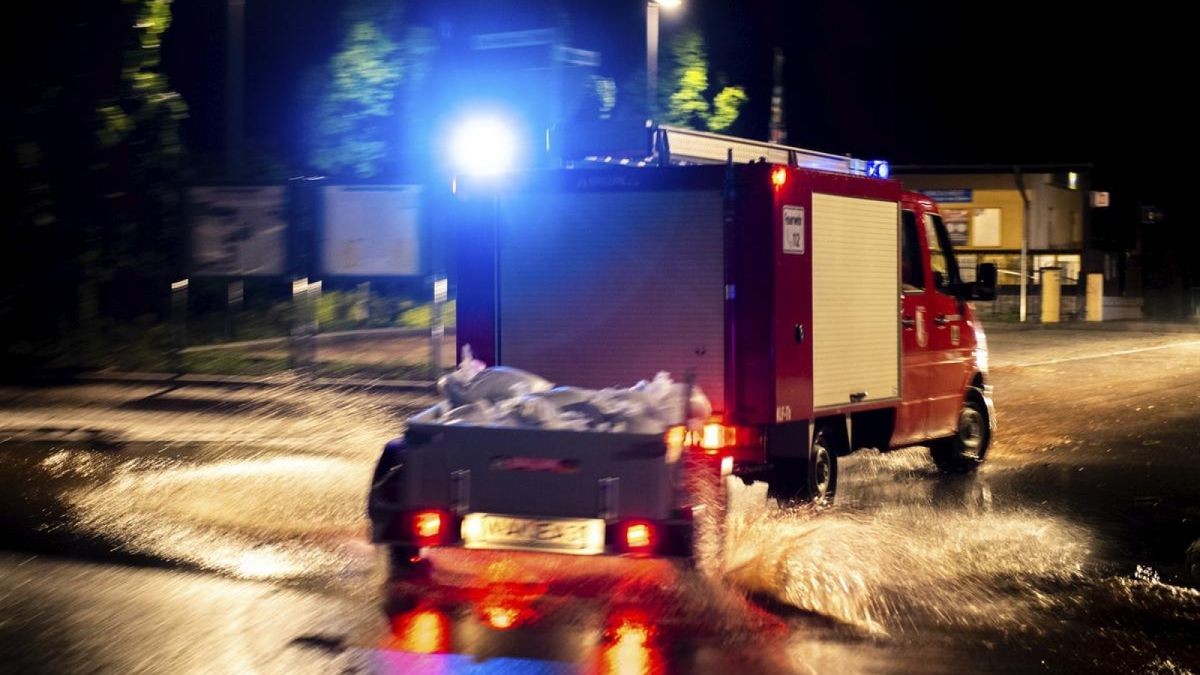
<box><xmin>2</xmin><ymin>0</ymin><xmax>189</xmax><ymax>370</ymax></box>
<box><xmin>307</xmin><ymin>0</ymin><xmax>434</xmax><ymax>179</ymax></box>
<box><xmin>662</xmin><ymin>30</ymin><xmax>747</xmax><ymax>133</ymax></box>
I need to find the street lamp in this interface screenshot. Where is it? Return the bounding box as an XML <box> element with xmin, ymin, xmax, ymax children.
<box><xmin>646</xmin><ymin>0</ymin><xmax>682</xmax><ymax>118</ymax></box>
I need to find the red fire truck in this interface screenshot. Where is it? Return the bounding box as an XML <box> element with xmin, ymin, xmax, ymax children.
<box><xmin>368</xmin><ymin>125</ymin><xmax>997</xmax><ymax>566</ymax></box>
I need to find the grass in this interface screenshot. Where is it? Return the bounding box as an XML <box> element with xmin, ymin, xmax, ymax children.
<box><xmin>178</xmin><ymin>351</ymin><xmax>442</xmax><ymax>380</ymax></box>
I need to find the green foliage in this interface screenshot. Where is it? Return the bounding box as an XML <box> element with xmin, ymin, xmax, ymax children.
<box><xmin>106</xmin><ymin>0</ymin><xmax>188</xmax><ymax>163</ymax></box>
<box><xmin>709</xmin><ymin>86</ymin><xmax>748</xmax><ymax>133</ymax></box>
<box><xmin>662</xmin><ymin>30</ymin><xmax>747</xmax><ymax>133</ymax></box>
<box><xmin>308</xmin><ymin>1</ymin><xmax>436</xmax><ymax>178</ymax></box>
<box><xmin>593</xmin><ymin>76</ymin><xmax>617</xmax><ymax>120</ymax></box>
<box><xmin>398</xmin><ymin>299</ymin><xmax>457</xmax><ymax>329</ymax></box>
<box><xmin>2</xmin><ymin>0</ymin><xmax>190</xmax><ymax>373</ymax></box>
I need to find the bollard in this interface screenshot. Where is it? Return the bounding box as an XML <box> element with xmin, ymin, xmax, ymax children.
<box><xmin>430</xmin><ymin>275</ymin><xmax>447</xmax><ymax>375</ymax></box>
<box><xmin>170</xmin><ymin>278</ymin><xmax>189</xmax><ymax>373</ymax></box>
<box><xmin>1040</xmin><ymin>268</ymin><xmax>1061</xmax><ymax>323</ymax></box>
<box><xmin>1086</xmin><ymin>273</ymin><xmax>1103</xmax><ymax>322</ymax></box>
<box><xmin>290</xmin><ymin>277</ymin><xmax>320</xmax><ymax>375</ymax></box>
<box><xmin>354</xmin><ymin>281</ymin><xmax>370</xmax><ymax>327</ymax></box>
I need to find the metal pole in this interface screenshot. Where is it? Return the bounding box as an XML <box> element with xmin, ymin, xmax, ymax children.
<box><xmin>646</xmin><ymin>1</ymin><xmax>659</xmax><ymax>118</ymax></box>
<box><xmin>226</xmin><ymin>280</ymin><xmax>243</xmax><ymax>341</ymax></box>
<box><xmin>1014</xmin><ymin>168</ymin><xmax>1030</xmax><ymax>322</ymax></box>
<box><xmin>225</xmin><ymin>0</ymin><xmax>245</xmax><ymax>178</ymax></box>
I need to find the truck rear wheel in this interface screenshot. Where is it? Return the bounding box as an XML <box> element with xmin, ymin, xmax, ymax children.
<box><xmin>929</xmin><ymin>387</ymin><xmax>990</xmax><ymax>473</ymax></box>
<box><xmin>768</xmin><ymin>426</ymin><xmax>838</xmax><ymax>506</ymax></box>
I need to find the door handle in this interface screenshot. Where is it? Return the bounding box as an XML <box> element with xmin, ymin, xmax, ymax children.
<box><xmin>901</xmin><ymin>316</ymin><xmax>916</xmax><ymax>328</ymax></box>
<box><xmin>934</xmin><ymin>314</ymin><xmax>950</xmax><ymax>326</ymax></box>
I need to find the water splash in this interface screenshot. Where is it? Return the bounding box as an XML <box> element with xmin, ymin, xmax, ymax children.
<box><xmin>726</xmin><ymin>499</ymin><xmax>1093</xmax><ymax>635</ymax></box>
<box><xmin>54</xmin><ymin>379</ymin><xmax>427</xmax><ymax>581</ymax></box>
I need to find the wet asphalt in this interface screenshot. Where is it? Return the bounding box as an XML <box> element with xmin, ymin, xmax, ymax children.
<box><xmin>1</xmin><ymin>325</ymin><xmax>1199</xmax><ymax>674</ymax></box>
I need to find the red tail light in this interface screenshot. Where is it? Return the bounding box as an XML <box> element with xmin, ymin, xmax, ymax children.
<box><xmin>412</xmin><ymin>510</ymin><xmax>446</xmax><ymax>546</ymax></box>
<box><xmin>618</xmin><ymin>520</ymin><xmax>657</xmax><ymax>554</ymax></box>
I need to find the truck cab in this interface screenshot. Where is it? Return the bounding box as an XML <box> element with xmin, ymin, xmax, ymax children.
<box><xmin>893</xmin><ymin>192</ymin><xmax>995</xmax><ymax>470</ymax></box>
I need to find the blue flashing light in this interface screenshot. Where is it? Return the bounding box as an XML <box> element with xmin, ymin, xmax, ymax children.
<box><xmin>450</xmin><ymin>116</ymin><xmax>518</xmax><ymax>176</ymax></box>
<box><xmin>867</xmin><ymin>160</ymin><xmax>890</xmax><ymax>179</ymax></box>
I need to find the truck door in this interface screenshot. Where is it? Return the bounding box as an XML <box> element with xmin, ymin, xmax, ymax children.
<box><xmin>893</xmin><ymin>209</ymin><xmax>931</xmax><ymax>445</ymax></box>
<box><xmin>921</xmin><ymin>210</ymin><xmax>971</xmax><ymax>438</ymax></box>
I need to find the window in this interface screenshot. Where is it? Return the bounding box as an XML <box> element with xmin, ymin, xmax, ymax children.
<box><xmin>971</xmin><ymin>208</ymin><xmax>1002</xmax><ymax>247</ymax></box>
<box><xmin>901</xmin><ymin>211</ymin><xmax>924</xmax><ymax>291</ymax></box>
<box><xmin>1033</xmin><ymin>254</ymin><xmax>1080</xmax><ymax>284</ymax></box>
<box><xmin>924</xmin><ymin>213</ymin><xmax>961</xmax><ymax>291</ymax></box>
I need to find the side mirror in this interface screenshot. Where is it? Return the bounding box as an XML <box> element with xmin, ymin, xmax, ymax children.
<box><xmin>972</xmin><ymin>263</ymin><xmax>997</xmax><ymax>301</ymax></box>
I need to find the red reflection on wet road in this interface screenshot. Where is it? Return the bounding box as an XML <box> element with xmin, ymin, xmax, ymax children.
<box><xmin>598</xmin><ymin>607</ymin><xmax>665</xmax><ymax>675</ymax></box>
<box><xmin>387</xmin><ymin>604</ymin><xmax>451</xmax><ymax>654</ymax></box>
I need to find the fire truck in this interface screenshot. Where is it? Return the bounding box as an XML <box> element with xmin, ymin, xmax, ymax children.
<box><xmin>368</xmin><ymin>124</ymin><xmax>997</xmax><ymax>566</ymax></box>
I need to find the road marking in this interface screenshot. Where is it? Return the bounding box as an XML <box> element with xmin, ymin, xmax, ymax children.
<box><xmin>1005</xmin><ymin>339</ymin><xmax>1200</xmax><ymax>368</ymax></box>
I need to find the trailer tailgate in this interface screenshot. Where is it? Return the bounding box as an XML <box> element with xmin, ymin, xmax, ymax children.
<box><xmin>402</xmin><ymin>424</ymin><xmax>677</xmax><ymax>521</ymax></box>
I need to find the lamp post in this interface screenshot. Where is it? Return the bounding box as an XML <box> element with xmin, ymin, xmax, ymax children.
<box><xmin>646</xmin><ymin>0</ymin><xmax>682</xmax><ymax>118</ymax></box>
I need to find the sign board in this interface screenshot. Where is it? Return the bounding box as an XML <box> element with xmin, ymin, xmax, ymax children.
<box><xmin>921</xmin><ymin>189</ymin><xmax>973</xmax><ymax>204</ymax></box>
<box><xmin>554</xmin><ymin>46</ymin><xmax>601</xmax><ymax>67</ymax></box>
<box><xmin>321</xmin><ymin>185</ymin><xmax>422</xmax><ymax>277</ymax></box>
<box><xmin>782</xmin><ymin>205</ymin><xmax>805</xmax><ymax>254</ymax></box>
<box><xmin>942</xmin><ymin>209</ymin><xmax>970</xmax><ymax>246</ymax></box>
<box><xmin>471</xmin><ymin>28</ymin><xmax>559</xmax><ymax>50</ymax></box>
<box><xmin>189</xmin><ymin>186</ymin><xmax>286</xmax><ymax>277</ymax></box>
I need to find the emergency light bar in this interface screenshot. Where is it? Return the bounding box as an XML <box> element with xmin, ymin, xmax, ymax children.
<box><xmin>652</xmin><ymin>124</ymin><xmax>870</xmax><ymax>175</ymax></box>
<box><xmin>560</xmin><ymin>122</ymin><xmax>881</xmax><ymax>178</ymax></box>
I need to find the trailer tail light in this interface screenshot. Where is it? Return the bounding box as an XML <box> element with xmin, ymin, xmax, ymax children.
<box><xmin>413</xmin><ymin>510</ymin><xmax>446</xmax><ymax>545</ymax></box>
<box><xmin>771</xmin><ymin>165</ymin><xmax>788</xmax><ymax>188</ymax></box>
<box><xmin>617</xmin><ymin>520</ymin><xmax>657</xmax><ymax>555</ymax></box>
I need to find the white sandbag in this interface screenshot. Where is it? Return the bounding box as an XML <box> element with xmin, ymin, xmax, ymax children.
<box><xmin>418</xmin><ymin>351</ymin><xmax>711</xmax><ymax>434</ymax></box>
<box><xmin>438</xmin><ymin>345</ymin><xmax>553</xmax><ymax>408</ymax></box>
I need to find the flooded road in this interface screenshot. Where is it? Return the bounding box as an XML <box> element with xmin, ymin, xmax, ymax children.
<box><xmin>2</xmin><ymin>326</ymin><xmax>1199</xmax><ymax>673</ymax></box>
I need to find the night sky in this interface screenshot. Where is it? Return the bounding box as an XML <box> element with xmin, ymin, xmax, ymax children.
<box><xmin>163</xmin><ymin>1</ymin><xmax>1185</xmax><ymax>191</ymax></box>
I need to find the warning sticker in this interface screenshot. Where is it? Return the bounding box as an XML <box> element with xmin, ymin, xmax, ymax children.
<box><xmin>782</xmin><ymin>205</ymin><xmax>805</xmax><ymax>254</ymax></box>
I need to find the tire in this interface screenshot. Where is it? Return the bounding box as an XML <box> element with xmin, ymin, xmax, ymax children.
<box><xmin>388</xmin><ymin>545</ymin><xmax>424</xmax><ymax>580</ymax></box>
<box><xmin>929</xmin><ymin>387</ymin><xmax>991</xmax><ymax>473</ymax></box>
<box><xmin>768</xmin><ymin>426</ymin><xmax>839</xmax><ymax>505</ymax></box>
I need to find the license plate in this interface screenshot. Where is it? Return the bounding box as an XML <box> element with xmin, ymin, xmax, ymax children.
<box><xmin>461</xmin><ymin>513</ymin><xmax>605</xmax><ymax>555</ymax></box>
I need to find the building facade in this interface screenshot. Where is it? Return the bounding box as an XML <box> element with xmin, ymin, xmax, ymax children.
<box><xmin>898</xmin><ymin>167</ymin><xmax>1141</xmax><ymax>320</ymax></box>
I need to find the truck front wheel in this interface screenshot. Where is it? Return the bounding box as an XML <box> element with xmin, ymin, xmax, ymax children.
<box><xmin>768</xmin><ymin>426</ymin><xmax>838</xmax><ymax>506</ymax></box>
<box><xmin>929</xmin><ymin>387</ymin><xmax>991</xmax><ymax>473</ymax></box>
